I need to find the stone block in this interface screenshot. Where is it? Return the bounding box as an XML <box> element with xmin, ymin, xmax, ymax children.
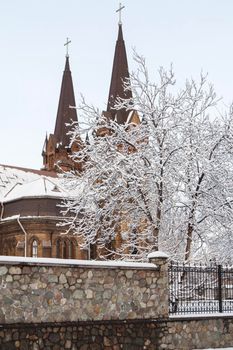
<box><xmin>0</xmin><ymin>266</ymin><xmax>8</xmax><ymax>276</ymax></box>
<box><xmin>9</xmin><ymin>267</ymin><xmax>22</xmax><ymax>275</ymax></box>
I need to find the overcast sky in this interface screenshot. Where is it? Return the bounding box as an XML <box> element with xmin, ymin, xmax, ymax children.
<box><xmin>1</xmin><ymin>0</ymin><xmax>233</xmax><ymax>169</ymax></box>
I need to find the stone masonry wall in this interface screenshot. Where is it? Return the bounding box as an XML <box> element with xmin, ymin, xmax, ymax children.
<box><xmin>0</xmin><ymin>256</ymin><xmax>169</xmax><ymax>324</ymax></box>
<box><xmin>1</xmin><ymin>255</ymin><xmax>233</xmax><ymax>349</ymax></box>
<box><xmin>166</xmin><ymin>316</ymin><xmax>233</xmax><ymax>349</ymax></box>
<box><xmin>1</xmin><ymin>317</ymin><xmax>233</xmax><ymax>350</ymax></box>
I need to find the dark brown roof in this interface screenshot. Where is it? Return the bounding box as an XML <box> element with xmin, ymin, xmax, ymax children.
<box><xmin>54</xmin><ymin>56</ymin><xmax>78</xmax><ymax>147</ymax></box>
<box><xmin>107</xmin><ymin>24</ymin><xmax>132</xmax><ymax>124</ymax></box>
<box><xmin>2</xmin><ymin>197</ymin><xmax>62</xmax><ymax>219</ymax></box>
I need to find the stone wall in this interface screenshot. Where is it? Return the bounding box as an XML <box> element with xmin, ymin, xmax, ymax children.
<box><xmin>1</xmin><ymin>255</ymin><xmax>233</xmax><ymax>349</ymax></box>
<box><xmin>1</xmin><ymin>317</ymin><xmax>233</xmax><ymax>350</ymax></box>
<box><xmin>167</xmin><ymin>316</ymin><xmax>233</xmax><ymax>349</ymax></box>
<box><xmin>0</xmin><ymin>255</ymin><xmax>168</xmax><ymax>324</ymax></box>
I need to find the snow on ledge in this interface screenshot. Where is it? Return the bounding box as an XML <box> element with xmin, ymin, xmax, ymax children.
<box><xmin>1</xmin><ymin>215</ymin><xmax>64</xmax><ymax>222</ymax></box>
<box><xmin>169</xmin><ymin>312</ymin><xmax>233</xmax><ymax>319</ymax></box>
<box><xmin>0</xmin><ymin>256</ymin><xmax>157</xmax><ymax>269</ymax></box>
<box><xmin>147</xmin><ymin>251</ymin><xmax>169</xmax><ymax>259</ymax></box>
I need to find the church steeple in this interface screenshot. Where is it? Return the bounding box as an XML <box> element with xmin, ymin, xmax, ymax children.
<box><xmin>106</xmin><ymin>23</ymin><xmax>132</xmax><ymax>124</ymax></box>
<box><xmin>42</xmin><ymin>50</ymin><xmax>82</xmax><ymax>173</ymax></box>
<box><xmin>54</xmin><ymin>55</ymin><xmax>78</xmax><ymax>147</ymax></box>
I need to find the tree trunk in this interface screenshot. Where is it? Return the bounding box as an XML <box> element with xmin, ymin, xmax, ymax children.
<box><xmin>184</xmin><ymin>221</ymin><xmax>193</xmax><ymax>262</ymax></box>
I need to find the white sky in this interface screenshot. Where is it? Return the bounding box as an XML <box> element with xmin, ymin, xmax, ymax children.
<box><xmin>1</xmin><ymin>0</ymin><xmax>233</xmax><ymax>169</ymax></box>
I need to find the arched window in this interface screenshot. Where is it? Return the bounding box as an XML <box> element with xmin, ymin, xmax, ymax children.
<box><xmin>68</xmin><ymin>240</ymin><xmax>75</xmax><ymax>259</ymax></box>
<box><xmin>32</xmin><ymin>240</ymin><xmax>38</xmax><ymax>258</ymax></box>
<box><xmin>56</xmin><ymin>239</ymin><xmax>60</xmax><ymax>258</ymax></box>
<box><xmin>62</xmin><ymin>241</ymin><xmax>67</xmax><ymax>259</ymax></box>
<box><xmin>56</xmin><ymin>239</ymin><xmax>76</xmax><ymax>259</ymax></box>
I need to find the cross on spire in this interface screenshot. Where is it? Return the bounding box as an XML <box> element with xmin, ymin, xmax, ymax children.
<box><xmin>116</xmin><ymin>2</ymin><xmax>125</xmax><ymax>25</ymax></box>
<box><xmin>64</xmin><ymin>37</ymin><xmax>71</xmax><ymax>57</ymax></box>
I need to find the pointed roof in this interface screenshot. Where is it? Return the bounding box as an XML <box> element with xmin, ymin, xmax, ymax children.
<box><xmin>107</xmin><ymin>24</ymin><xmax>132</xmax><ymax>124</ymax></box>
<box><xmin>54</xmin><ymin>56</ymin><xmax>78</xmax><ymax>147</ymax></box>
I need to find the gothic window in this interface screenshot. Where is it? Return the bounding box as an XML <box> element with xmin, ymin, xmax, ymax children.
<box><xmin>56</xmin><ymin>239</ymin><xmax>61</xmax><ymax>258</ymax></box>
<box><xmin>56</xmin><ymin>239</ymin><xmax>67</xmax><ymax>259</ymax></box>
<box><xmin>32</xmin><ymin>240</ymin><xmax>38</xmax><ymax>258</ymax></box>
<box><xmin>68</xmin><ymin>240</ymin><xmax>75</xmax><ymax>259</ymax></box>
<box><xmin>62</xmin><ymin>241</ymin><xmax>67</xmax><ymax>259</ymax></box>
<box><xmin>56</xmin><ymin>239</ymin><xmax>76</xmax><ymax>259</ymax></box>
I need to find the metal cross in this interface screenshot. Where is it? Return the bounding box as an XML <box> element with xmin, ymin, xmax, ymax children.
<box><xmin>116</xmin><ymin>2</ymin><xmax>125</xmax><ymax>25</ymax></box>
<box><xmin>64</xmin><ymin>37</ymin><xmax>71</xmax><ymax>57</ymax></box>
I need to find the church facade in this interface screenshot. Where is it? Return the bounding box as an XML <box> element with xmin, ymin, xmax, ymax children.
<box><xmin>0</xmin><ymin>21</ymin><xmax>139</xmax><ymax>259</ymax></box>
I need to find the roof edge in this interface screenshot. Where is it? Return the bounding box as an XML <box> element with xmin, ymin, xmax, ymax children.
<box><xmin>0</xmin><ymin>164</ymin><xmax>58</xmax><ymax>178</ymax></box>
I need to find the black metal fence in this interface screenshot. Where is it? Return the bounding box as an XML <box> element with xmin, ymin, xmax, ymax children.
<box><xmin>169</xmin><ymin>262</ymin><xmax>233</xmax><ymax>315</ymax></box>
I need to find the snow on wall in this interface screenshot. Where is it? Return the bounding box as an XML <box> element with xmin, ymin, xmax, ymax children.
<box><xmin>0</xmin><ymin>255</ymin><xmax>156</xmax><ymax>269</ymax></box>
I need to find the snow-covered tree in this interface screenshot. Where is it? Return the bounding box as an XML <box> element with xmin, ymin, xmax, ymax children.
<box><xmin>61</xmin><ymin>54</ymin><xmax>233</xmax><ymax>262</ymax></box>
<box><xmin>161</xmin><ymin>77</ymin><xmax>233</xmax><ymax>262</ymax></box>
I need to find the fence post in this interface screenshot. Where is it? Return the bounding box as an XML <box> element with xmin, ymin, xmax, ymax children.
<box><xmin>218</xmin><ymin>264</ymin><xmax>223</xmax><ymax>313</ymax></box>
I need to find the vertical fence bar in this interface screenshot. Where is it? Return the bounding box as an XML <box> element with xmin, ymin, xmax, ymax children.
<box><xmin>218</xmin><ymin>264</ymin><xmax>223</xmax><ymax>313</ymax></box>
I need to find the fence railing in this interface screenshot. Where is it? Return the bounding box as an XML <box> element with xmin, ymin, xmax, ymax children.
<box><xmin>169</xmin><ymin>262</ymin><xmax>233</xmax><ymax>315</ymax></box>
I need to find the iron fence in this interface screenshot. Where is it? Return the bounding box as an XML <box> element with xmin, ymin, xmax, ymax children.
<box><xmin>169</xmin><ymin>262</ymin><xmax>233</xmax><ymax>315</ymax></box>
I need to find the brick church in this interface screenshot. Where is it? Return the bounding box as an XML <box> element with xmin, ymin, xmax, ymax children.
<box><xmin>0</xmin><ymin>21</ymin><xmax>139</xmax><ymax>260</ymax></box>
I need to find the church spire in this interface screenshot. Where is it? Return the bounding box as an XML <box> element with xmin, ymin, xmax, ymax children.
<box><xmin>106</xmin><ymin>19</ymin><xmax>132</xmax><ymax>124</ymax></box>
<box><xmin>54</xmin><ymin>55</ymin><xmax>77</xmax><ymax>147</ymax></box>
<box><xmin>42</xmin><ymin>45</ymin><xmax>82</xmax><ymax>173</ymax></box>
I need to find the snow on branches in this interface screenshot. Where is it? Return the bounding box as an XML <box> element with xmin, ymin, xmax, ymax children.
<box><xmin>61</xmin><ymin>53</ymin><xmax>233</xmax><ymax>263</ymax></box>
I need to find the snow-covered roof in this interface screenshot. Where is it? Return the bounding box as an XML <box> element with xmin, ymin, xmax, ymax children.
<box><xmin>0</xmin><ymin>164</ymin><xmax>58</xmax><ymax>201</ymax></box>
<box><xmin>3</xmin><ymin>176</ymin><xmax>66</xmax><ymax>203</ymax></box>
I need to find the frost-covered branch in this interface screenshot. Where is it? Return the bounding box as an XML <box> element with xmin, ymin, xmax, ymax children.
<box><xmin>61</xmin><ymin>53</ymin><xmax>233</xmax><ymax>263</ymax></box>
